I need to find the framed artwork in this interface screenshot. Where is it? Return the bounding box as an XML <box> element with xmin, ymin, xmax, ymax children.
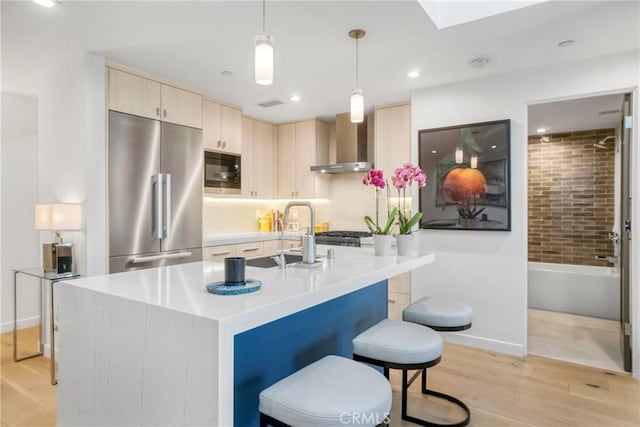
<box><xmin>418</xmin><ymin>119</ymin><xmax>511</xmax><ymax>231</ymax></box>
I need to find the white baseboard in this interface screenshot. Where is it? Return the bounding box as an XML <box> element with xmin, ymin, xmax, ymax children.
<box><xmin>0</xmin><ymin>316</ymin><xmax>41</xmax><ymax>334</ymax></box>
<box><xmin>442</xmin><ymin>332</ymin><xmax>526</xmax><ymax>357</ymax></box>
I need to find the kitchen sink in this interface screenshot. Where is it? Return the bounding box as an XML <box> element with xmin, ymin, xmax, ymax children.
<box><xmin>246</xmin><ymin>254</ymin><xmax>303</xmax><ymax>268</ymax></box>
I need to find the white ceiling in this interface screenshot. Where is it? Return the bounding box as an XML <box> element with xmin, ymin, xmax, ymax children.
<box><xmin>2</xmin><ymin>1</ymin><xmax>639</xmax><ymax>124</ymax></box>
<box><xmin>528</xmin><ymin>93</ymin><xmax>625</xmax><ymax>135</ymax></box>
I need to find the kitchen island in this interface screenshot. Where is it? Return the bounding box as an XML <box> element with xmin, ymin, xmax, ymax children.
<box><xmin>56</xmin><ymin>246</ymin><xmax>434</xmax><ymax>426</ymax></box>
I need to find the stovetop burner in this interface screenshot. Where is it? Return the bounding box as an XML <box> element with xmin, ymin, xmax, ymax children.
<box><xmin>315</xmin><ymin>231</ymin><xmax>372</xmax><ymax>238</ymax></box>
<box><xmin>314</xmin><ymin>231</ymin><xmax>372</xmax><ymax>247</ymax></box>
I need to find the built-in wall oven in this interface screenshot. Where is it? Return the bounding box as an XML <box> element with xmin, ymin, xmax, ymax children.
<box><xmin>204</xmin><ymin>150</ymin><xmax>241</xmax><ymax>194</ymax></box>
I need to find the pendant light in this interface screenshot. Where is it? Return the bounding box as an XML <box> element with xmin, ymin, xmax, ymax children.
<box><xmin>349</xmin><ymin>29</ymin><xmax>366</xmax><ymax>123</ymax></box>
<box><xmin>455</xmin><ymin>147</ymin><xmax>464</xmax><ymax>164</ymax></box>
<box><xmin>470</xmin><ymin>154</ymin><xmax>478</xmax><ymax>169</ymax></box>
<box><xmin>255</xmin><ymin>0</ymin><xmax>273</xmax><ymax>85</ymax></box>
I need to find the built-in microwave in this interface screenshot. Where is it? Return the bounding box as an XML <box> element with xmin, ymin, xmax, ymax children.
<box><xmin>204</xmin><ymin>150</ymin><xmax>241</xmax><ymax>194</ymax></box>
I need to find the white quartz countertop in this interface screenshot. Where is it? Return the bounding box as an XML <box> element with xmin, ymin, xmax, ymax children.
<box><xmin>203</xmin><ymin>231</ymin><xmax>303</xmax><ymax>246</ymax></box>
<box><xmin>60</xmin><ymin>246</ymin><xmax>434</xmax><ymax>332</ymax></box>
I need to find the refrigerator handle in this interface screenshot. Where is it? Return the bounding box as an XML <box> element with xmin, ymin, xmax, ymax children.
<box><xmin>164</xmin><ymin>173</ymin><xmax>172</xmax><ymax>238</ymax></box>
<box><xmin>152</xmin><ymin>173</ymin><xmax>163</xmax><ymax>240</ymax></box>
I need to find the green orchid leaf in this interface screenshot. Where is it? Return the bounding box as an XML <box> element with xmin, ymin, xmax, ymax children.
<box><xmin>363</xmin><ymin>216</ymin><xmax>380</xmax><ymax>234</ymax></box>
<box><xmin>380</xmin><ymin>208</ymin><xmax>398</xmax><ymax>235</ymax></box>
<box><xmin>405</xmin><ymin>211</ymin><xmax>423</xmax><ymax>231</ymax></box>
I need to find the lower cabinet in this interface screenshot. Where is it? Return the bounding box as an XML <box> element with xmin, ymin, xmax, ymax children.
<box><xmin>388</xmin><ymin>272</ymin><xmax>411</xmax><ymax>320</ymax></box>
<box><xmin>203</xmin><ymin>239</ymin><xmax>302</xmax><ymax>262</ymax></box>
<box><xmin>203</xmin><ymin>245</ymin><xmax>236</xmax><ymax>262</ymax></box>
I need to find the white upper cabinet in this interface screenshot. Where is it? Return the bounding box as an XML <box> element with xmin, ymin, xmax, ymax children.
<box><xmin>108</xmin><ymin>67</ymin><xmax>203</xmax><ymax>129</ymax></box>
<box><xmin>203</xmin><ymin>100</ymin><xmax>242</xmax><ymax>154</ymax></box>
<box><xmin>277</xmin><ymin>120</ymin><xmax>329</xmax><ymax>199</ymax></box>
<box><xmin>374</xmin><ymin>104</ymin><xmax>411</xmax><ymax>175</ymax></box>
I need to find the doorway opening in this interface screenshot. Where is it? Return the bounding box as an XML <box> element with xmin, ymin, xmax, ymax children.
<box><xmin>526</xmin><ymin>92</ymin><xmax>632</xmax><ymax>373</ymax></box>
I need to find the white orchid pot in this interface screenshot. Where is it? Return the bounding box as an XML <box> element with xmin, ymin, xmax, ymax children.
<box><xmin>396</xmin><ymin>234</ymin><xmax>416</xmax><ymax>256</ymax></box>
<box><xmin>373</xmin><ymin>234</ymin><xmax>394</xmax><ymax>256</ymax></box>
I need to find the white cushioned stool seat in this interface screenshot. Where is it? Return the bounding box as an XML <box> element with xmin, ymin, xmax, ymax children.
<box><xmin>403</xmin><ymin>297</ymin><xmax>473</xmax><ymax>329</ymax></box>
<box><xmin>353</xmin><ymin>319</ymin><xmax>443</xmax><ymax>364</ymax></box>
<box><xmin>259</xmin><ymin>355</ymin><xmax>391</xmax><ymax>427</ymax></box>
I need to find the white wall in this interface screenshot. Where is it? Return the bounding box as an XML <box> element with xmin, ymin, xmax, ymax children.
<box><xmin>411</xmin><ymin>51</ymin><xmax>640</xmax><ymax>362</ymax></box>
<box><xmin>0</xmin><ymin>92</ymin><xmax>41</xmax><ymax>332</ymax></box>
<box><xmin>37</xmin><ymin>54</ymin><xmax>88</xmax><ymax>277</ymax></box>
<box><xmin>85</xmin><ymin>55</ymin><xmax>107</xmax><ymax>276</ymax></box>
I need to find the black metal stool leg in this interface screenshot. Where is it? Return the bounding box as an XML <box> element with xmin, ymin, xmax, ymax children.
<box><xmin>401</xmin><ymin>367</ymin><xmax>470</xmax><ymax>427</ymax></box>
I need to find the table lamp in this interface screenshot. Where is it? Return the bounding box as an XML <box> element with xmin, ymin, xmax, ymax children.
<box><xmin>35</xmin><ymin>204</ymin><xmax>82</xmax><ymax>274</ymax></box>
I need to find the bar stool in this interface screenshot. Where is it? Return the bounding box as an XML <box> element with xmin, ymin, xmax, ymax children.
<box><xmin>259</xmin><ymin>355</ymin><xmax>392</xmax><ymax>427</ymax></box>
<box><xmin>352</xmin><ymin>319</ymin><xmax>470</xmax><ymax>426</ymax></box>
<box><xmin>403</xmin><ymin>297</ymin><xmax>473</xmax><ymax>332</ymax></box>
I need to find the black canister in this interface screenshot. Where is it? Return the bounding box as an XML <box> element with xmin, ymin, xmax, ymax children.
<box><xmin>224</xmin><ymin>257</ymin><xmax>246</xmax><ymax>284</ymax></box>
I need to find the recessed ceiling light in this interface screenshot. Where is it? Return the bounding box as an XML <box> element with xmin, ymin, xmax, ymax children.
<box><xmin>431</xmin><ymin>150</ymin><xmax>437</xmax><ymax>154</ymax></box>
<box><xmin>290</xmin><ymin>94</ymin><xmax>301</xmax><ymax>102</ymax></box>
<box><xmin>408</xmin><ymin>70</ymin><xmax>420</xmax><ymax>78</ymax></box>
<box><xmin>491</xmin><ymin>145</ymin><xmax>497</xmax><ymax>149</ymax></box>
<box><xmin>537</xmin><ymin>128</ymin><xmax>547</xmax><ymax>133</ymax></box>
<box><xmin>470</xmin><ymin>57</ymin><xmax>490</xmax><ymax>68</ymax></box>
<box><xmin>33</xmin><ymin>0</ymin><xmax>56</xmax><ymax>7</ymax></box>
<box><xmin>558</xmin><ymin>40</ymin><xmax>575</xmax><ymax>48</ymax></box>
<box><xmin>221</xmin><ymin>70</ymin><xmax>233</xmax><ymax>76</ymax></box>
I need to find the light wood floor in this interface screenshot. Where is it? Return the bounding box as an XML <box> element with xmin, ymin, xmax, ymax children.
<box><xmin>2</xmin><ymin>327</ymin><xmax>639</xmax><ymax>426</ymax></box>
<box><xmin>528</xmin><ymin>308</ymin><xmax>624</xmax><ymax>372</ymax></box>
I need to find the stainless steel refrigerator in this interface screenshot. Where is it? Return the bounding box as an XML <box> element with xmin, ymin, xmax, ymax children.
<box><xmin>109</xmin><ymin>111</ymin><xmax>203</xmax><ymax>273</ymax></box>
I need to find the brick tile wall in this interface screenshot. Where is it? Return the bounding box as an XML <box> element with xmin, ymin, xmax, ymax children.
<box><xmin>528</xmin><ymin>129</ymin><xmax>615</xmax><ymax>266</ymax></box>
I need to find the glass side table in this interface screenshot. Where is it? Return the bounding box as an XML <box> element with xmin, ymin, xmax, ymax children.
<box><xmin>13</xmin><ymin>268</ymin><xmax>80</xmax><ymax>385</ymax></box>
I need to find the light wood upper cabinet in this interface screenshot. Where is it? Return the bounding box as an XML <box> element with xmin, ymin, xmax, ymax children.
<box><xmin>161</xmin><ymin>84</ymin><xmax>203</xmax><ymax>129</ymax></box>
<box><xmin>277</xmin><ymin>123</ymin><xmax>296</xmax><ymax>198</ymax></box>
<box><xmin>277</xmin><ymin>120</ymin><xmax>329</xmax><ymax>199</ymax></box>
<box><xmin>374</xmin><ymin>104</ymin><xmax>411</xmax><ymax>175</ymax></box>
<box><xmin>108</xmin><ymin>68</ymin><xmax>162</xmax><ymax>120</ymax></box>
<box><xmin>108</xmin><ymin>67</ymin><xmax>203</xmax><ymax>129</ymax></box>
<box><xmin>243</xmin><ymin>117</ymin><xmax>276</xmax><ymax>199</ymax></box>
<box><xmin>253</xmin><ymin>120</ymin><xmax>276</xmax><ymax>198</ymax></box>
<box><xmin>204</xmin><ymin>100</ymin><xmax>242</xmax><ymax>153</ymax></box>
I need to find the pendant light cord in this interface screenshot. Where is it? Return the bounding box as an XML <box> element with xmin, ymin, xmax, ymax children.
<box><xmin>262</xmin><ymin>0</ymin><xmax>266</xmax><ymax>33</ymax></box>
<box><xmin>355</xmin><ymin>36</ymin><xmax>359</xmax><ymax>87</ymax></box>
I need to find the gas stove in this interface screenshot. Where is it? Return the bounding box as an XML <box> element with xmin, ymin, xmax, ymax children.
<box><xmin>314</xmin><ymin>231</ymin><xmax>372</xmax><ymax>247</ymax></box>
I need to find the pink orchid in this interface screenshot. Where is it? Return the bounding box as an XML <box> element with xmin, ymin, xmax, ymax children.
<box><xmin>392</xmin><ymin>162</ymin><xmax>428</xmax><ymax>234</ymax></box>
<box><xmin>362</xmin><ymin>169</ymin><xmax>386</xmax><ymax>189</ymax></box>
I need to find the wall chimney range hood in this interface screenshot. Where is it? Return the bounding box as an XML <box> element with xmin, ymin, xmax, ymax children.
<box><xmin>310</xmin><ymin>112</ymin><xmax>372</xmax><ymax>174</ymax></box>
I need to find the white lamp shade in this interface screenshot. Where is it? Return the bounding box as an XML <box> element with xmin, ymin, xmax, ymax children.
<box><xmin>255</xmin><ymin>34</ymin><xmax>274</xmax><ymax>85</ymax></box>
<box><xmin>455</xmin><ymin>147</ymin><xmax>464</xmax><ymax>164</ymax></box>
<box><xmin>35</xmin><ymin>204</ymin><xmax>82</xmax><ymax>231</ymax></box>
<box><xmin>350</xmin><ymin>89</ymin><xmax>364</xmax><ymax>123</ymax></box>
<box><xmin>470</xmin><ymin>154</ymin><xmax>478</xmax><ymax>169</ymax></box>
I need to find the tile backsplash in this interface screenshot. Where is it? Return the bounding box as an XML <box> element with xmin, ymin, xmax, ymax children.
<box><xmin>203</xmin><ymin>198</ymin><xmax>329</xmax><ymax>236</ymax></box>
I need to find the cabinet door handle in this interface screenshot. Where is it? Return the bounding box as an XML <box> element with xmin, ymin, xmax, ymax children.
<box><xmin>217</xmin><ymin>140</ymin><xmax>221</xmax><ymax>148</ymax></box>
<box><xmin>222</xmin><ymin>141</ymin><xmax>227</xmax><ymax>149</ymax></box>
<box><xmin>156</xmin><ymin>107</ymin><xmax>161</xmax><ymax>117</ymax></box>
<box><xmin>388</xmin><ymin>298</ymin><xmax>396</xmax><ymax>303</ymax></box>
<box><xmin>211</xmin><ymin>251</ymin><xmax>231</xmax><ymax>256</ymax></box>
<box><xmin>163</xmin><ymin>109</ymin><xmax>167</xmax><ymax>118</ymax></box>
<box><xmin>242</xmin><ymin>247</ymin><xmax>260</xmax><ymax>252</ymax></box>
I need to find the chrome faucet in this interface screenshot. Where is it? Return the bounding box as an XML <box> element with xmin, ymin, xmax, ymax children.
<box><xmin>273</xmin><ymin>217</ymin><xmax>286</xmax><ymax>269</ymax></box>
<box><xmin>284</xmin><ymin>201</ymin><xmax>316</xmax><ymax>264</ymax></box>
